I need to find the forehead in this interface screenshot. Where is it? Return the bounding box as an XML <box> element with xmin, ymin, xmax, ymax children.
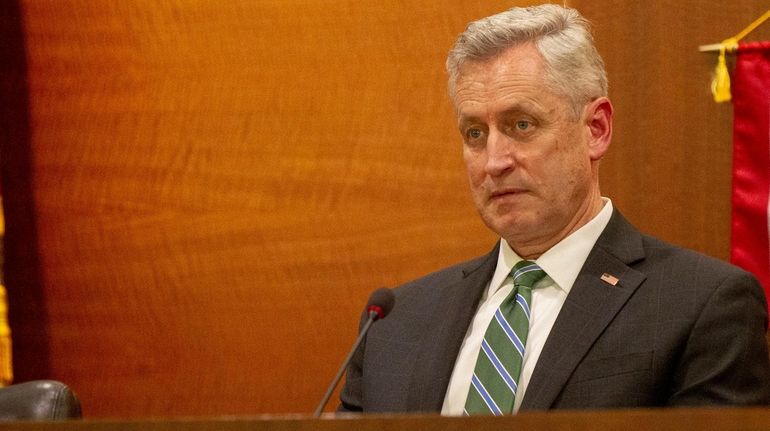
<box><xmin>461</xmin><ymin>43</ymin><xmax>545</xmax><ymax>83</ymax></box>
<box><xmin>452</xmin><ymin>43</ymin><xmax>555</xmax><ymax>114</ymax></box>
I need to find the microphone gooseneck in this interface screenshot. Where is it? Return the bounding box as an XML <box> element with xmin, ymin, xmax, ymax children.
<box><xmin>313</xmin><ymin>288</ymin><xmax>395</xmax><ymax>417</ymax></box>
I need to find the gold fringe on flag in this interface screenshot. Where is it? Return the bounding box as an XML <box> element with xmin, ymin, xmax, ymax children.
<box><xmin>0</xmin><ymin>285</ymin><xmax>12</xmax><ymax>387</ymax></box>
<box><xmin>0</xmin><ymin>200</ymin><xmax>12</xmax><ymax>387</ymax></box>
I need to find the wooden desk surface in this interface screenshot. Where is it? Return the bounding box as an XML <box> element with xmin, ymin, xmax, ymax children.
<box><xmin>2</xmin><ymin>408</ymin><xmax>770</xmax><ymax>431</ymax></box>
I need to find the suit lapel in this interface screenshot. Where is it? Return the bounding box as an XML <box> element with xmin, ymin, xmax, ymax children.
<box><xmin>520</xmin><ymin>210</ymin><xmax>648</xmax><ymax>410</ymax></box>
<box><xmin>406</xmin><ymin>244</ymin><xmax>499</xmax><ymax>412</ymax></box>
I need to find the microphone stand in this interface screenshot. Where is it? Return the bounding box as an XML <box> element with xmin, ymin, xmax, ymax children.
<box><xmin>313</xmin><ymin>310</ymin><xmax>377</xmax><ymax>417</ymax></box>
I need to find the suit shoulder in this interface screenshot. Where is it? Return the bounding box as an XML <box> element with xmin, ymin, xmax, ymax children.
<box><xmin>601</xmin><ymin>209</ymin><xmax>755</xmax><ymax>283</ymax></box>
<box><xmin>638</xmin><ymin>233</ymin><xmax>760</xmax><ymax>291</ymax></box>
<box><xmin>391</xmin><ymin>248</ymin><xmax>496</xmax><ymax>301</ymax></box>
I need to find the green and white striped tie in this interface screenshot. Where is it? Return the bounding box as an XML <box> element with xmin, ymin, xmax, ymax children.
<box><xmin>464</xmin><ymin>260</ymin><xmax>547</xmax><ymax>415</ymax></box>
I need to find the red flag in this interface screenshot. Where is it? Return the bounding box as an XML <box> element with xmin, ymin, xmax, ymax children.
<box><xmin>731</xmin><ymin>41</ymin><xmax>770</xmax><ymax>311</ymax></box>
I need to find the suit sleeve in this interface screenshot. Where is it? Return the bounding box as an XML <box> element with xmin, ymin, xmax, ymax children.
<box><xmin>668</xmin><ymin>270</ymin><xmax>770</xmax><ymax>406</ymax></box>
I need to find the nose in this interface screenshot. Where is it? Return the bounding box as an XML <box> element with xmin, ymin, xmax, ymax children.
<box><xmin>484</xmin><ymin>129</ymin><xmax>515</xmax><ymax>177</ymax></box>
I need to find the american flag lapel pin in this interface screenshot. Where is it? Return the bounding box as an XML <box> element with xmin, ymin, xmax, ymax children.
<box><xmin>600</xmin><ymin>273</ymin><xmax>620</xmax><ymax>286</ymax></box>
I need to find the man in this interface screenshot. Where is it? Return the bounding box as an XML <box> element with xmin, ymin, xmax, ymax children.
<box><xmin>339</xmin><ymin>4</ymin><xmax>770</xmax><ymax>414</ymax></box>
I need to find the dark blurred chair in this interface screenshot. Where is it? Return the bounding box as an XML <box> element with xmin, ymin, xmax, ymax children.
<box><xmin>0</xmin><ymin>380</ymin><xmax>81</xmax><ymax>420</ymax></box>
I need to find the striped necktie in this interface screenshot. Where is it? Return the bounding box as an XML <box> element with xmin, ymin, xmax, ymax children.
<box><xmin>464</xmin><ymin>260</ymin><xmax>547</xmax><ymax>415</ymax></box>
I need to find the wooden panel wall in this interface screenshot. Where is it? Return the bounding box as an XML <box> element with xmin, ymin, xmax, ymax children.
<box><xmin>0</xmin><ymin>0</ymin><xmax>767</xmax><ymax>419</ymax></box>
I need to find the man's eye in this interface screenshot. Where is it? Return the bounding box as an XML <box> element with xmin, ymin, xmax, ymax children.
<box><xmin>467</xmin><ymin>129</ymin><xmax>483</xmax><ymax>139</ymax></box>
<box><xmin>516</xmin><ymin>120</ymin><xmax>531</xmax><ymax>130</ymax></box>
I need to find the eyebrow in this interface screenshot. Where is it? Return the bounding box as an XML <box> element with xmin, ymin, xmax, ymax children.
<box><xmin>458</xmin><ymin>103</ymin><xmax>539</xmax><ymax>126</ymax></box>
<box><xmin>498</xmin><ymin>103</ymin><xmax>540</xmax><ymax>118</ymax></box>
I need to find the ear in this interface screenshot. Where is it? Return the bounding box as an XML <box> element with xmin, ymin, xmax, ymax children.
<box><xmin>584</xmin><ymin>97</ymin><xmax>613</xmax><ymax>161</ymax></box>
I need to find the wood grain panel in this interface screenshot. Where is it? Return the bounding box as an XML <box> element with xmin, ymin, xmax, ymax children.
<box><xmin>2</xmin><ymin>0</ymin><xmax>764</xmax><ymax>419</ymax></box>
<box><xmin>4</xmin><ymin>0</ymin><xmax>544</xmax><ymax>418</ymax></box>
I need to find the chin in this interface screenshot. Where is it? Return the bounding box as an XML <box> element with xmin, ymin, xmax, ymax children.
<box><xmin>481</xmin><ymin>213</ymin><xmax>533</xmax><ymax>240</ymax></box>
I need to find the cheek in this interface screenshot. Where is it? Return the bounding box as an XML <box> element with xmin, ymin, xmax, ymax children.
<box><xmin>463</xmin><ymin>150</ymin><xmax>486</xmax><ymax>184</ymax></box>
<box><xmin>539</xmin><ymin>144</ymin><xmax>588</xmax><ymax>192</ymax></box>
<box><xmin>555</xmin><ymin>133</ymin><xmax>591</xmax><ymax>167</ymax></box>
<box><xmin>557</xmin><ymin>151</ymin><xmax>593</xmax><ymax>195</ymax></box>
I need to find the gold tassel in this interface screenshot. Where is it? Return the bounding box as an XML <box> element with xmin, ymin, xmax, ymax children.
<box><xmin>711</xmin><ymin>39</ymin><xmax>737</xmax><ymax>103</ymax></box>
<box><xmin>712</xmin><ymin>46</ymin><xmax>731</xmax><ymax>103</ymax></box>
<box><xmin>704</xmin><ymin>10</ymin><xmax>770</xmax><ymax>103</ymax></box>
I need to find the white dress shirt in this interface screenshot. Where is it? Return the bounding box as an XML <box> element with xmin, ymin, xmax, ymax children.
<box><xmin>441</xmin><ymin>199</ymin><xmax>614</xmax><ymax>415</ymax></box>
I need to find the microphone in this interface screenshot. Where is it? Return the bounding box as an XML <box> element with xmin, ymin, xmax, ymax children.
<box><xmin>313</xmin><ymin>287</ymin><xmax>395</xmax><ymax>417</ymax></box>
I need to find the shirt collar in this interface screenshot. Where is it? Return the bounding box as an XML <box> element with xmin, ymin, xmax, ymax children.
<box><xmin>489</xmin><ymin>198</ymin><xmax>614</xmax><ymax>295</ymax></box>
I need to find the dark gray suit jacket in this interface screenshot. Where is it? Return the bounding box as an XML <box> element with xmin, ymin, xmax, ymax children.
<box><xmin>339</xmin><ymin>210</ymin><xmax>770</xmax><ymax>412</ymax></box>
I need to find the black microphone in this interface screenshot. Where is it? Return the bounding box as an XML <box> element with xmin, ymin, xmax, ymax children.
<box><xmin>313</xmin><ymin>287</ymin><xmax>395</xmax><ymax>417</ymax></box>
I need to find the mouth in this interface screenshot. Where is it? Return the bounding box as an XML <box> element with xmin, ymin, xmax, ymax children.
<box><xmin>488</xmin><ymin>188</ymin><xmax>527</xmax><ymax>201</ymax></box>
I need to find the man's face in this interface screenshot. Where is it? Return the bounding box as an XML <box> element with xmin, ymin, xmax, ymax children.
<box><xmin>453</xmin><ymin>43</ymin><xmax>601</xmax><ymax>255</ymax></box>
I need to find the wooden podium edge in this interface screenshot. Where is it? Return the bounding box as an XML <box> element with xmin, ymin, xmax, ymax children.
<box><xmin>1</xmin><ymin>407</ymin><xmax>769</xmax><ymax>431</ymax></box>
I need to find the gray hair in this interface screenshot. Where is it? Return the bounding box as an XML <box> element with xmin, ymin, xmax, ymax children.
<box><xmin>446</xmin><ymin>4</ymin><xmax>608</xmax><ymax>116</ymax></box>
